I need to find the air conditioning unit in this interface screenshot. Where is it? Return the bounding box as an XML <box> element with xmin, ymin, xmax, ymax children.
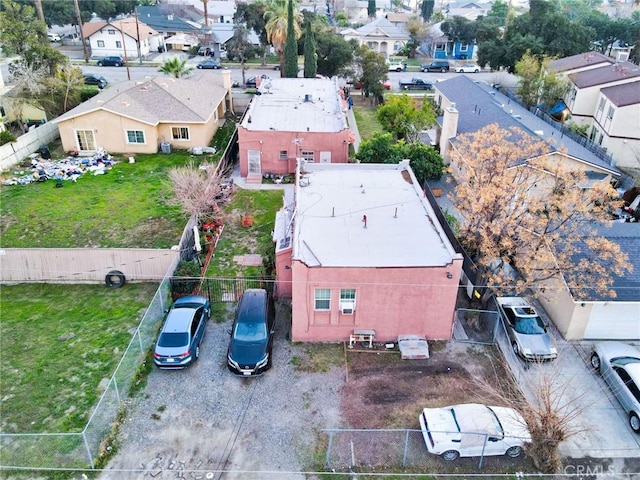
<box><xmin>340</xmin><ymin>301</ymin><xmax>355</xmax><ymax>315</ymax></box>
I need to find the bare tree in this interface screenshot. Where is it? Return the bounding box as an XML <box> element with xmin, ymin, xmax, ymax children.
<box><xmin>8</xmin><ymin>62</ymin><xmax>48</xmax><ymax>132</ymax></box>
<box><xmin>168</xmin><ymin>162</ymin><xmax>227</xmax><ymax>221</ymax></box>
<box><xmin>474</xmin><ymin>356</ymin><xmax>591</xmax><ymax>473</ymax></box>
<box><xmin>449</xmin><ymin>123</ymin><xmax>630</xmax><ymax>303</ymax></box>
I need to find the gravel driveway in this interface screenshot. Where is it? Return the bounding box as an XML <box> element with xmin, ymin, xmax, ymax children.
<box><xmin>99</xmin><ymin>302</ymin><xmax>344</xmax><ymax>480</ymax></box>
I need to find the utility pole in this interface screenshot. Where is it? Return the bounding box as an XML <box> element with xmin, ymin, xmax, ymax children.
<box><xmin>73</xmin><ymin>0</ymin><xmax>90</xmax><ymax>63</ymax></box>
<box><xmin>135</xmin><ymin>8</ymin><xmax>143</xmax><ymax>65</ymax></box>
<box><xmin>120</xmin><ymin>22</ymin><xmax>131</xmax><ymax>80</ymax></box>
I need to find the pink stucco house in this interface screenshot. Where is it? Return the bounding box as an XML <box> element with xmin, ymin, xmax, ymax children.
<box><xmin>237</xmin><ymin>77</ymin><xmax>353</xmax><ymax>183</ymax></box>
<box><xmin>273</xmin><ymin>161</ymin><xmax>463</xmax><ymax>343</ymax></box>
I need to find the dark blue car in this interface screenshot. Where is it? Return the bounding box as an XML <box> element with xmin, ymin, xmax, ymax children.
<box><xmin>153</xmin><ymin>295</ymin><xmax>210</xmax><ymax>369</ymax></box>
<box><xmin>227</xmin><ymin>289</ymin><xmax>275</xmax><ymax>376</ymax></box>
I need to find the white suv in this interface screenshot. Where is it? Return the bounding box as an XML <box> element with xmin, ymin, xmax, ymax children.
<box><xmin>388</xmin><ymin>61</ymin><xmax>404</xmax><ymax>72</ymax></box>
<box><xmin>47</xmin><ymin>33</ymin><xmax>61</xmax><ymax>42</ymax></box>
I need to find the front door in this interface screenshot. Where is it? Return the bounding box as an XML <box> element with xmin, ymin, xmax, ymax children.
<box><xmin>319</xmin><ymin>151</ymin><xmax>331</xmax><ymax>163</ymax></box>
<box><xmin>248</xmin><ymin>149</ymin><xmax>261</xmax><ymax>176</ymax></box>
<box><xmin>76</xmin><ymin>130</ymin><xmax>96</xmax><ymax>151</ymax></box>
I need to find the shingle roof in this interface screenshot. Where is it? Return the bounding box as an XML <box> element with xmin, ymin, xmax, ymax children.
<box><xmin>569</xmin><ymin>61</ymin><xmax>640</xmax><ymax>88</ymax></box>
<box><xmin>55</xmin><ymin>74</ymin><xmax>227</xmax><ymax>125</ymax></box>
<box><xmin>82</xmin><ymin>18</ymin><xmax>158</xmax><ymax>40</ymax></box>
<box><xmin>548</xmin><ymin>51</ymin><xmax>614</xmax><ymax>73</ymax></box>
<box><xmin>136</xmin><ymin>6</ymin><xmax>200</xmax><ymax>31</ymax></box>
<box><xmin>435</xmin><ymin>76</ymin><xmax>620</xmax><ymax>175</ymax></box>
<box><xmin>600</xmin><ymin>80</ymin><xmax>640</xmax><ymax>107</ymax></box>
<box><xmin>571</xmin><ymin>222</ymin><xmax>640</xmax><ymax>302</ymax></box>
<box><xmin>355</xmin><ymin>17</ymin><xmax>409</xmax><ymax>39</ymax></box>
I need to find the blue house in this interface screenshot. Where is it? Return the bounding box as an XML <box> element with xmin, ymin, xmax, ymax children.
<box><xmin>422</xmin><ymin>21</ymin><xmax>476</xmax><ymax>60</ymax></box>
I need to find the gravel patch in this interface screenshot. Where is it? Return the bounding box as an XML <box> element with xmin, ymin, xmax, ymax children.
<box><xmin>99</xmin><ymin>301</ymin><xmax>344</xmax><ymax>479</ymax></box>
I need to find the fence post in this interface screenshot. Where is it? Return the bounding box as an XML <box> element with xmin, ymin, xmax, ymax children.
<box><xmin>324</xmin><ymin>431</ymin><xmax>333</xmax><ymax>469</ymax></box>
<box><xmin>82</xmin><ymin>430</ymin><xmax>95</xmax><ymax>469</ymax></box>
<box><xmin>402</xmin><ymin>429</ymin><xmax>410</xmax><ymax>467</ymax></box>
<box><xmin>478</xmin><ymin>432</ymin><xmax>488</xmax><ymax>469</ymax></box>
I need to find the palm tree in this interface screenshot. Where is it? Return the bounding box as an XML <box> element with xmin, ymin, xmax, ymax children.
<box><xmin>264</xmin><ymin>0</ymin><xmax>301</xmax><ymax>73</ymax></box>
<box><xmin>227</xmin><ymin>23</ymin><xmax>252</xmax><ymax>85</ymax></box>
<box><xmin>158</xmin><ymin>57</ymin><xmax>194</xmax><ymax>78</ymax></box>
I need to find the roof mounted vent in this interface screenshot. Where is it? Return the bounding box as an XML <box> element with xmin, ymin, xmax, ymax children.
<box><xmin>304</xmin><ymin>94</ymin><xmax>313</xmax><ymax>102</ymax></box>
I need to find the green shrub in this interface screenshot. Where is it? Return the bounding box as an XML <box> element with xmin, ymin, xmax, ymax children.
<box><xmin>80</xmin><ymin>86</ymin><xmax>100</xmax><ymax>102</ymax></box>
<box><xmin>0</xmin><ymin>130</ymin><xmax>17</xmax><ymax>145</ymax></box>
<box><xmin>171</xmin><ymin>260</ymin><xmax>202</xmax><ymax>294</ymax></box>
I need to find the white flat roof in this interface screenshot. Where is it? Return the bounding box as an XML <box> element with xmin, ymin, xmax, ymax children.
<box><xmin>241</xmin><ymin>77</ymin><xmax>347</xmax><ymax>133</ymax></box>
<box><xmin>292</xmin><ymin>162</ymin><xmax>461</xmax><ymax>268</ymax></box>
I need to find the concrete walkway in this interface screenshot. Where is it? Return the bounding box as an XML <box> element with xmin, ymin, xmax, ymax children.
<box><xmin>346</xmin><ymin>106</ymin><xmax>361</xmax><ymax>153</ymax></box>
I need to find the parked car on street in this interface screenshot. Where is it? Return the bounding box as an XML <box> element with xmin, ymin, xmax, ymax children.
<box><xmin>153</xmin><ymin>295</ymin><xmax>210</xmax><ymax>369</ymax></box>
<box><xmin>420</xmin><ymin>61</ymin><xmax>450</xmax><ymax>72</ymax></box>
<box><xmin>388</xmin><ymin>61</ymin><xmax>404</xmax><ymax>72</ymax></box>
<box><xmin>197</xmin><ymin>59</ymin><xmax>221</xmax><ymax>69</ymax></box>
<box><xmin>591</xmin><ymin>342</ymin><xmax>640</xmax><ymax>433</ymax></box>
<box><xmin>419</xmin><ymin>403</ymin><xmax>531</xmax><ymax>460</ymax></box>
<box><xmin>83</xmin><ymin>73</ymin><xmax>108</xmax><ymax>89</ymax></box>
<box><xmin>496</xmin><ymin>296</ymin><xmax>558</xmax><ymax>361</ymax></box>
<box><xmin>353</xmin><ymin>79</ymin><xmax>392</xmax><ymax>90</ymax></box>
<box><xmin>227</xmin><ymin>289</ymin><xmax>275</xmax><ymax>376</ymax></box>
<box><xmin>47</xmin><ymin>32</ymin><xmax>61</xmax><ymax>42</ymax></box>
<box><xmin>97</xmin><ymin>56</ymin><xmax>124</xmax><ymax>67</ymax></box>
<box><xmin>456</xmin><ymin>63</ymin><xmax>481</xmax><ymax>73</ymax></box>
<box><xmin>399</xmin><ymin>78</ymin><xmax>433</xmax><ymax>90</ymax></box>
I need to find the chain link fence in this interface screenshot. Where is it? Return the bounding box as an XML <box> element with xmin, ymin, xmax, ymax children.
<box><xmin>323</xmin><ymin>428</ymin><xmax>530</xmax><ymax>471</ymax></box>
<box><xmin>0</xmin><ymin>278</ymin><xmax>171</xmax><ymax>469</ymax></box>
<box><xmin>452</xmin><ymin>308</ymin><xmax>500</xmax><ymax>344</ymax></box>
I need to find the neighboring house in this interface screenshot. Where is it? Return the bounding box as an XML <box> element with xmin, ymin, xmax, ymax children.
<box><xmin>202</xmin><ymin>23</ymin><xmax>261</xmax><ymax>59</ymax></box>
<box><xmin>340</xmin><ymin>17</ymin><xmax>409</xmax><ymax>57</ymax></box>
<box><xmin>385</xmin><ymin>12</ymin><xmax>412</xmax><ymax>28</ymax></box>
<box><xmin>1</xmin><ymin>85</ymin><xmax>47</xmax><ymax>127</ymax></box>
<box><xmin>440</xmin><ymin>2</ymin><xmax>491</xmax><ymax>21</ymax></box>
<box><xmin>563</xmin><ymin>61</ymin><xmax>640</xmax><ymax>127</ymax></box>
<box><xmin>83</xmin><ymin>18</ymin><xmax>162</xmax><ymax>60</ymax></box>
<box><xmin>548</xmin><ymin>53</ymin><xmax>640</xmax><ymax>170</ymax></box>
<box><xmin>538</xmin><ymin>222</ymin><xmax>640</xmax><ymax>341</ymax></box>
<box><xmin>342</xmin><ymin>0</ymin><xmax>393</xmax><ymax>23</ymax></box>
<box><xmin>237</xmin><ymin>78</ymin><xmax>352</xmax><ymax>182</ymax></box>
<box><xmin>54</xmin><ymin>72</ymin><xmax>233</xmax><ymax>154</ymax></box>
<box><xmin>548</xmin><ymin>51</ymin><xmax>615</xmax><ymax>76</ymax></box>
<box><xmin>422</xmin><ymin>21</ymin><xmax>476</xmax><ymax>60</ymax></box>
<box><xmin>590</xmin><ymin>81</ymin><xmax>640</xmax><ymax>170</ymax></box>
<box><xmin>273</xmin><ymin>160</ymin><xmax>463</xmax><ymax>342</ymax></box>
<box><xmin>433</xmin><ymin>75</ymin><xmax>621</xmax><ymax>185</ymax></box>
<box><xmin>164</xmin><ymin>33</ymin><xmax>199</xmax><ymax>52</ymax></box>
<box><xmin>164</xmin><ymin>0</ymin><xmax>236</xmax><ymax>24</ymax></box>
<box><xmin>136</xmin><ymin>5</ymin><xmax>200</xmax><ymax>40</ymax></box>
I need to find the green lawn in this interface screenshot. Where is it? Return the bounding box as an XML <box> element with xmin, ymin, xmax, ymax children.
<box><xmin>205</xmin><ymin>189</ymin><xmax>284</xmax><ymax>278</ymax></box>
<box><xmin>0</xmin><ymin>282</ymin><xmax>158</xmax><ymax>433</ymax></box>
<box><xmin>0</xmin><ymin>118</ymin><xmax>238</xmax><ymax>249</ymax></box>
<box><xmin>352</xmin><ymin>104</ymin><xmax>384</xmax><ymax>142</ymax></box>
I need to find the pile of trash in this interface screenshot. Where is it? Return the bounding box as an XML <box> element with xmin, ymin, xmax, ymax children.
<box><xmin>2</xmin><ymin>149</ymin><xmax>116</xmax><ymax>186</ymax></box>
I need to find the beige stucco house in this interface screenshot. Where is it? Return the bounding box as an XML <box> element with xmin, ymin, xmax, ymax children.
<box><xmin>55</xmin><ymin>72</ymin><xmax>233</xmax><ymax>155</ymax></box>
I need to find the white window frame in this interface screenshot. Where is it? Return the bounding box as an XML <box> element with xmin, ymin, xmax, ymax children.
<box><xmin>171</xmin><ymin>126</ymin><xmax>190</xmax><ymax>141</ymax></box>
<box><xmin>125</xmin><ymin>130</ymin><xmax>145</xmax><ymax>144</ymax></box>
<box><xmin>339</xmin><ymin>289</ymin><xmax>356</xmax><ymax>315</ymax></box>
<box><xmin>314</xmin><ymin>289</ymin><xmax>331</xmax><ymax>311</ymax></box>
<box><xmin>598</xmin><ymin>97</ymin><xmax>605</xmax><ymax>112</ymax></box>
<box><xmin>607</xmin><ymin>106</ymin><xmax>614</xmax><ymax>120</ymax></box>
<box><xmin>75</xmin><ymin>129</ymin><xmax>96</xmax><ymax>151</ymax></box>
<box><xmin>459</xmin><ymin>43</ymin><xmax>469</xmax><ymax>52</ymax></box>
<box><xmin>301</xmin><ymin>150</ymin><xmax>314</xmax><ymax>162</ymax></box>
<box><xmin>108</xmin><ymin>29</ymin><xmax>116</xmax><ymax>35</ymax></box>
<box><xmin>97</xmin><ymin>40</ymin><xmax>105</xmax><ymax>47</ymax></box>
<box><xmin>279</xmin><ymin>150</ymin><xmax>288</xmax><ymax>160</ymax></box>
<box><xmin>115</xmin><ymin>40</ymin><xmax>122</xmax><ymax>48</ymax></box>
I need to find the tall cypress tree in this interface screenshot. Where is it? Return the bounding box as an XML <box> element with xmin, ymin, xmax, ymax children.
<box><xmin>367</xmin><ymin>0</ymin><xmax>376</xmax><ymax>18</ymax></box>
<box><xmin>284</xmin><ymin>0</ymin><xmax>298</xmax><ymax>78</ymax></box>
<box><xmin>303</xmin><ymin>18</ymin><xmax>317</xmax><ymax>78</ymax></box>
<box><xmin>421</xmin><ymin>0</ymin><xmax>434</xmax><ymax>22</ymax></box>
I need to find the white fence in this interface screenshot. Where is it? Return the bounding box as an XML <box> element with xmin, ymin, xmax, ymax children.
<box><xmin>0</xmin><ymin>122</ymin><xmax>59</xmax><ymax>172</ymax></box>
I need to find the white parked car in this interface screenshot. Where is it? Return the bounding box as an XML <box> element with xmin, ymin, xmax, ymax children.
<box><xmin>388</xmin><ymin>61</ymin><xmax>404</xmax><ymax>72</ymax></box>
<box><xmin>456</xmin><ymin>63</ymin><xmax>480</xmax><ymax>73</ymax></box>
<box><xmin>419</xmin><ymin>403</ymin><xmax>531</xmax><ymax>461</ymax></box>
<box><xmin>47</xmin><ymin>32</ymin><xmax>61</xmax><ymax>42</ymax></box>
